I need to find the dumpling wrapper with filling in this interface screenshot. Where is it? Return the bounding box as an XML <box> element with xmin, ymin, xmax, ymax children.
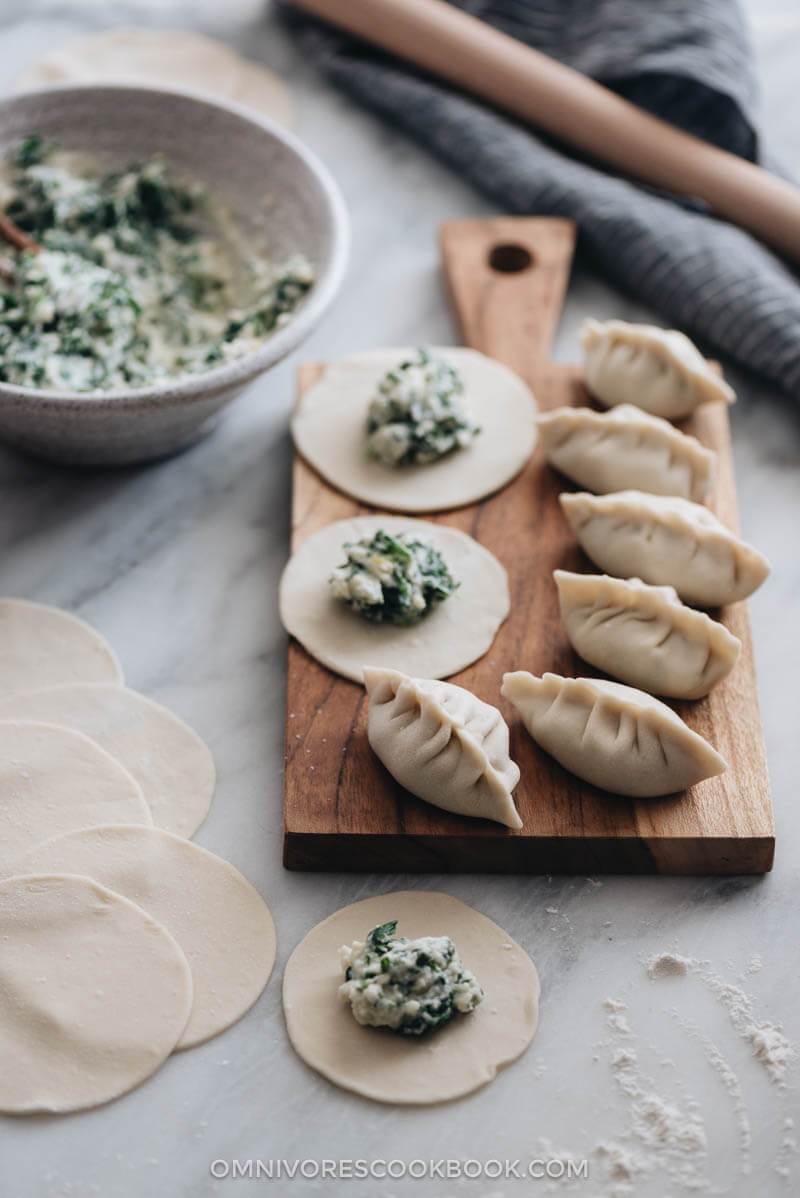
<box><xmin>291</xmin><ymin>347</ymin><xmax>536</xmax><ymax>513</ymax></box>
<box><xmin>364</xmin><ymin>667</ymin><xmax>522</xmax><ymax>828</ymax></box>
<box><xmin>581</xmin><ymin>318</ymin><xmax>735</xmax><ymax>420</ymax></box>
<box><xmin>554</xmin><ymin>571</ymin><xmax>741</xmax><ymax>700</ymax></box>
<box><xmin>536</xmin><ymin>404</ymin><xmax>714</xmax><ymax>501</ymax></box>
<box><xmin>279</xmin><ymin>515</ymin><xmax>509</xmax><ymax>683</ymax></box>
<box><xmin>501</xmin><ymin>671</ymin><xmax>726</xmax><ymax>797</ymax></box>
<box><xmin>283</xmin><ymin>890</ymin><xmax>540</xmax><ymax>1105</ymax></box>
<box><xmin>560</xmin><ymin>490</ymin><xmax>770</xmax><ymax>607</ymax></box>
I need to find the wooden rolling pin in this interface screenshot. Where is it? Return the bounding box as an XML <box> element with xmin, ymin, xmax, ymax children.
<box><xmin>291</xmin><ymin>0</ymin><xmax>800</xmax><ymax>265</ymax></box>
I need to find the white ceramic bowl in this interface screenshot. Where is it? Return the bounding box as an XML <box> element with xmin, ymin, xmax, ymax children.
<box><xmin>0</xmin><ymin>85</ymin><xmax>348</xmax><ymax>465</ymax></box>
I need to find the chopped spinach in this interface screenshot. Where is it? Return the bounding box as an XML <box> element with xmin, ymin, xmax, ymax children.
<box><xmin>328</xmin><ymin>529</ymin><xmax>458</xmax><ymax>625</ymax></box>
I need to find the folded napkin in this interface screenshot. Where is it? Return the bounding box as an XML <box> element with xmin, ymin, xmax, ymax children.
<box><xmin>286</xmin><ymin>0</ymin><xmax>800</xmax><ymax>396</ymax></box>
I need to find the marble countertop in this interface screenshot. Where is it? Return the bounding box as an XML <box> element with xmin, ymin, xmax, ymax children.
<box><xmin>1</xmin><ymin>3</ymin><xmax>798</xmax><ymax>1196</ymax></box>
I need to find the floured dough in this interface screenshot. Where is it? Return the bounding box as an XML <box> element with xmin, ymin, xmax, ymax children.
<box><xmin>292</xmin><ymin>348</ymin><xmax>536</xmax><ymax>512</ymax></box>
<box><xmin>0</xmin><ymin>598</ymin><xmax>122</xmax><ymax>693</ymax></box>
<box><xmin>14</xmin><ymin>29</ymin><xmax>293</xmax><ymax>128</ymax></box>
<box><xmin>8</xmin><ymin>826</ymin><xmax>276</xmax><ymax>1050</ymax></box>
<box><xmin>0</xmin><ymin>873</ymin><xmax>192</xmax><ymax>1113</ymax></box>
<box><xmin>0</xmin><ymin>721</ymin><xmax>151</xmax><ymax>870</ymax></box>
<box><xmin>0</xmin><ymin>685</ymin><xmax>215</xmax><ymax>838</ymax></box>
<box><xmin>283</xmin><ymin>890</ymin><xmax>539</xmax><ymax>1104</ymax></box>
<box><xmin>279</xmin><ymin>515</ymin><xmax>509</xmax><ymax>682</ymax></box>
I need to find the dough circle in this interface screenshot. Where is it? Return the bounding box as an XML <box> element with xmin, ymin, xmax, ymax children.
<box><xmin>14</xmin><ymin>29</ymin><xmax>293</xmax><ymax>128</ymax></box>
<box><xmin>279</xmin><ymin>515</ymin><xmax>510</xmax><ymax>682</ymax></box>
<box><xmin>292</xmin><ymin>348</ymin><xmax>537</xmax><ymax>512</ymax></box>
<box><xmin>0</xmin><ymin>598</ymin><xmax>122</xmax><ymax>693</ymax></box>
<box><xmin>283</xmin><ymin>890</ymin><xmax>540</xmax><ymax>1105</ymax></box>
<box><xmin>0</xmin><ymin>873</ymin><xmax>193</xmax><ymax>1113</ymax></box>
<box><xmin>0</xmin><ymin>721</ymin><xmax>151</xmax><ymax>872</ymax></box>
<box><xmin>0</xmin><ymin>685</ymin><xmax>215</xmax><ymax>839</ymax></box>
<box><xmin>9</xmin><ymin>826</ymin><xmax>276</xmax><ymax>1050</ymax></box>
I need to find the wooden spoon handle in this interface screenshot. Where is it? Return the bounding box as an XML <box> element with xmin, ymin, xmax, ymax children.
<box><xmin>440</xmin><ymin>216</ymin><xmax>575</xmax><ymax>390</ymax></box>
<box><xmin>293</xmin><ymin>0</ymin><xmax>800</xmax><ymax>265</ymax></box>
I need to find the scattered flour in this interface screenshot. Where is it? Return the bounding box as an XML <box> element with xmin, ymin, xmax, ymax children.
<box><xmin>671</xmin><ymin>1010</ymin><xmax>752</xmax><ymax>1176</ymax></box>
<box><xmin>604</xmin><ymin>997</ymin><xmax>632</xmax><ymax>1036</ymax></box>
<box><xmin>645</xmin><ymin>952</ymin><xmax>796</xmax><ymax>1086</ymax></box>
<box><xmin>646</xmin><ymin>952</ymin><xmax>692</xmax><ymax>978</ymax></box>
<box><xmin>775</xmin><ymin>1115</ymin><xmax>798</xmax><ymax>1180</ymax></box>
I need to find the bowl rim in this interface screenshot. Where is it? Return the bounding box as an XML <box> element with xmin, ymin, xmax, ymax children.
<box><xmin>0</xmin><ymin>81</ymin><xmax>349</xmax><ymax>408</ymax></box>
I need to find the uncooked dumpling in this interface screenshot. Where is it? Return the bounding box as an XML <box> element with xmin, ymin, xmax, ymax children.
<box><xmin>279</xmin><ymin>515</ymin><xmax>509</xmax><ymax>682</ymax></box>
<box><xmin>0</xmin><ymin>684</ymin><xmax>215</xmax><ymax>838</ymax></box>
<box><xmin>0</xmin><ymin>721</ymin><xmax>151</xmax><ymax>871</ymax></box>
<box><xmin>364</xmin><ymin>667</ymin><xmax>521</xmax><ymax>828</ymax></box>
<box><xmin>581</xmin><ymin>319</ymin><xmax>734</xmax><ymax>419</ymax></box>
<box><xmin>554</xmin><ymin>571</ymin><xmax>741</xmax><ymax>700</ymax></box>
<box><xmin>560</xmin><ymin>490</ymin><xmax>770</xmax><ymax>606</ymax></box>
<box><xmin>291</xmin><ymin>348</ymin><xmax>536</xmax><ymax>512</ymax></box>
<box><xmin>501</xmin><ymin>671</ymin><xmax>726</xmax><ymax>797</ymax></box>
<box><xmin>283</xmin><ymin>890</ymin><xmax>540</xmax><ymax>1105</ymax></box>
<box><xmin>9</xmin><ymin>826</ymin><xmax>276</xmax><ymax>1050</ymax></box>
<box><xmin>0</xmin><ymin>597</ymin><xmax>122</xmax><ymax>693</ymax></box>
<box><xmin>537</xmin><ymin>404</ymin><xmax>714</xmax><ymax>500</ymax></box>
<box><xmin>0</xmin><ymin>873</ymin><xmax>192</xmax><ymax>1113</ymax></box>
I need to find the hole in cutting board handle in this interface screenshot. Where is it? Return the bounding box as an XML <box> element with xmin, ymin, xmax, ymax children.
<box><xmin>488</xmin><ymin>243</ymin><xmax>534</xmax><ymax>273</ymax></box>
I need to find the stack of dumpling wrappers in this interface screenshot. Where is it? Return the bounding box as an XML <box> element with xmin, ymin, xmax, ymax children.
<box><xmin>0</xmin><ymin>599</ymin><xmax>275</xmax><ymax>1115</ymax></box>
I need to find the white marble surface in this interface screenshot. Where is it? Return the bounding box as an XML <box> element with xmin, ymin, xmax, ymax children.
<box><xmin>1</xmin><ymin>4</ymin><xmax>798</xmax><ymax>1196</ymax></box>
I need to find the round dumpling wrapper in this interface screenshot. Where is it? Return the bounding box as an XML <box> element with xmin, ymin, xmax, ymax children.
<box><xmin>292</xmin><ymin>348</ymin><xmax>536</xmax><ymax>512</ymax></box>
<box><xmin>0</xmin><ymin>873</ymin><xmax>192</xmax><ymax>1113</ymax></box>
<box><xmin>0</xmin><ymin>721</ymin><xmax>151</xmax><ymax>872</ymax></box>
<box><xmin>14</xmin><ymin>29</ymin><xmax>293</xmax><ymax>127</ymax></box>
<box><xmin>0</xmin><ymin>597</ymin><xmax>122</xmax><ymax>693</ymax></box>
<box><xmin>283</xmin><ymin>890</ymin><xmax>540</xmax><ymax>1104</ymax></box>
<box><xmin>279</xmin><ymin>515</ymin><xmax>510</xmax><ymax>683</ymax></box>
<box><xmin>0</xmin><ymin>684</ymin><xmax>215</xmax><ymax>839</ymax></box>
<box><xmin>8</xmin><ymin>825</ymin><xmax>276</xmax><ymax>1050</ymax></box>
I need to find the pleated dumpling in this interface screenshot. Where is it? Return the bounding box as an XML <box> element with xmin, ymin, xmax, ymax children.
<box><xmin>536</xmin><ymin>405</ymin><xmax>714</xmax><ymax>501</ymax></box>
<box><xmin>501</xmin><ymin>671</ymin><xmax>726</xmax><ymax>797</ymax></box>
<box><xmin>560</xmin><ymin>490</ymin><xmax>770</xmax><ymax>607</ymax></box>
<box><xmin>364</xmin><ymin>667</ymin><xmax>522</xmax><ymax>829</ymax></box>
<box><xmin>554</xmin><ymin>571</ymin><xmax>741</xmax><ymax>699</ymax></box>
<box><xmin>581</xmin><ymin>319</ymin><xmax>735</xmax><ymax>420</ymax></box>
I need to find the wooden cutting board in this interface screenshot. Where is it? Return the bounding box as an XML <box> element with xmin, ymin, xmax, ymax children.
<box><xmin>283</xmin><ymin>217</ymin><xmax>774</xmax><ymax>874</ymax></box>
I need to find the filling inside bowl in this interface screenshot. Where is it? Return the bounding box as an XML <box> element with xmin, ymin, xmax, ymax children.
<box><xmin>0</xmin><ymin>135</ymin><xmax>313</xmax><ymax>393</ymax></box>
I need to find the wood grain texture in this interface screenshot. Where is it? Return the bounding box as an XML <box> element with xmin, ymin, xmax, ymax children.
<box><xmin>284</xmin><ymin>216</ymin><xmax>774</xmax><ymax>874</ymax></box>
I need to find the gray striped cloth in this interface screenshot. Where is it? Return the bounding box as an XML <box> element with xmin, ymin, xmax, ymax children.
<box><xmin>285</xmin><ymin>0</ymin><xmax>800</xmax><ymax>396</ymax></box>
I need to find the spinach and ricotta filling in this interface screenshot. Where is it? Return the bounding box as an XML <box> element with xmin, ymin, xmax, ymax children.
<box><xmin>339</xmin><ymin>920</ymin><xmax>483</xmax><ymax>1036</ymax></box>
<box><xmin>0</xmin><ymin>135</ymin><xmax>313</xmax><ymax>392</ymax></box>
<box><xmin>328</xmin><ymin>529</ymin><xmax>458</xmax><ymax>624</ymax></box>
<box><xmin>365</xmin><ymin>347</ymin><xmax>480</xmax><ymax>467</ymax></box>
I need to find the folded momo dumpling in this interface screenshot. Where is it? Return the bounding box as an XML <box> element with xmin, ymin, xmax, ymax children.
<box><xmin>581</xmin><ymin>319</ymin><xmax>735</xmax><ymax>420</ymax></box>
<box><xmin>536</xmin><ymin>405</ymin><xmax>714</xmax><ymax>501</ymax></box>
<box><xmin>560</xmin><ymin>490</ymin><xmax>770</xmax><ymax>607</ymax></box>
<box><xmin>364</xmin><ymin>666</ymin><xmax>522</xmax><ymax>829</ymax></box>
<box><xmin>554</xmin><ymin>571</ymin><xmax>741</xmax><ymax>699</ymax></box>
<box><xmin>501</xmin><ymin>671</ymin><xmax>726</xmax><ymax>797</ymax></box>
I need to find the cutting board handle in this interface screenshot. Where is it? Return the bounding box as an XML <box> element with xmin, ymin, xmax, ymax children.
<box><xmin>440</xmin><ymin>217</ymin><xmax>576</xmax><ymax>391</ymax></box>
